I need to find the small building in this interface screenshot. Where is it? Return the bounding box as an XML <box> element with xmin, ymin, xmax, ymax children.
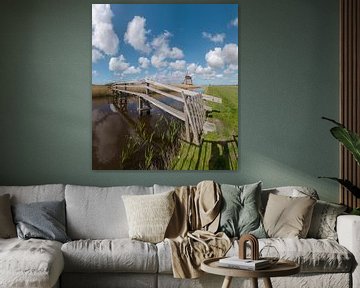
<box><xmin>183</xmin><ymin>73</ymin><xmax>193</xmax><ymax>85</ymax></box>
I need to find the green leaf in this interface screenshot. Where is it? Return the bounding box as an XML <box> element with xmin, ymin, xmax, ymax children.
<box><xmin>318</xmin><ymin>177</ymin><xmax>360</xmax><ymax>198</ymax></box>
<box><xmin>322</xmin><ymin>117</ymin><xmax>360</xmax><ymax>165</ymax></box>
<box><xmin>330</xmin><ymin>127</ymin><xmax>360</xmax><ymax>165</ymax></box>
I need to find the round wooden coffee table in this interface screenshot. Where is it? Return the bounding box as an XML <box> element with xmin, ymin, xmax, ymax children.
<box><xmin>201</xmin><ymin>257</ymin><xmax>300</xmax><ymax>288</ymax></box>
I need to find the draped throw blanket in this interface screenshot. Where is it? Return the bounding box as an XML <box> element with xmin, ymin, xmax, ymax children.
<box><xmin>165</xmin><ymin>181</ymin><xmax>231</xmax><ymax>278</ymax></box>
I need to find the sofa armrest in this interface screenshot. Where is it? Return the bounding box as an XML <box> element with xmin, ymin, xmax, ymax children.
<box><xmin>337</xmin><ymin>215</ymin><xmax>360</xmax><ymax>288</ymax></box>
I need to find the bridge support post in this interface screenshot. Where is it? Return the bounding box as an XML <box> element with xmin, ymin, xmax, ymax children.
<box><xmin>185</xmin><ymin>114</ymin><xmax>191</xmax><ymax>142</ymax></box>
<box><xmin>182</xmin><ymin>92</ymin><xmax>200</xmax><ymax>145</ymax></box>
<box><xmin>138</xmin><ymin>96</ymin><xmax>143</xmax><ymax>116</ymax></box>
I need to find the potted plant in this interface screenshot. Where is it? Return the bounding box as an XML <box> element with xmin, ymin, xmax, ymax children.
<box><xmin>320</xmin><ymin>117</ymin><xmax>360</xmax><ymax>215</ymax></box>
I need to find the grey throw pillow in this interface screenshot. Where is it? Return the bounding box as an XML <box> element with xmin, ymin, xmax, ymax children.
<box><xmin>218</xmin><ymin>182</ymin><xmax>266</xmax><ymax>238</ymax></box>
<box><xmin>0</xmin><ymin>194</ymin><xmax>17</xmax><ymax>238</ymax></box>
<box><xmin>307</xmin><ymin>200</ymin><xmax>347</xmax><ymax>240</ymax></box>
<box><xmin>12</xmin><ymin>200</ymin><xmax>70</xmax><ymax>243</ymax></box>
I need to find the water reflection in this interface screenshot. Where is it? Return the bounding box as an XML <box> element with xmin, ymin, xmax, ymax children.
<box><xmin>92</xmin><ymin>94</ymin><xmax>182</xmax><ymax>170</ymax></box>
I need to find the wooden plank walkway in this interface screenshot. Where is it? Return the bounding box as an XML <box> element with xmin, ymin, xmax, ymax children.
<box><xmin>145</xmin><ymin>85</ymin><xmax>184</xmax><ymax>103</ymax></box>
<box><xmin>113</xmin><ymin>89</ymin><xmax>185</xmax><ymax>121</ymax></box>
<box><xmin>144</xmin><ymin>80</ymin><xmax>222</xmax><ymax>103</ymax></box>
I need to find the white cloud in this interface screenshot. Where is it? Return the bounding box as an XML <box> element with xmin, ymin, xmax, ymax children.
<box><xmin>146</xmin><ymin>70</ymin><xmax>186</xmax><ymax>84</ymax></box>
<box><xmin>202</xmin><ymin>32</ymin><xmax>226</xmax><ymax>43</ymax></box>
<box><xmin>109</xmin><ymin>55</ymin><xmax>129</xmax><ymax>72</ymax></box>
<box><xmin>205</xmin><ymin>47</ymin><xmax>225</xmax><ymax>68</ymax></box>
<box><xmin>92</xmin><ymin>4</ymin><xmax>119</xmax><ymax>55</ymax></box>
<box><xmin>151</xmin><ymin>31</ymin><xmax>184</xmax><ymax>68</ymax></box>
<box><xmin>230</xmin><ymin>17</ymin><xmax>238</xmax><ymax>27</ymax></box>
<box><xmin>187</xmin><ymin>63</ymin><xmax>197</xmax><ymax>74</ymax></box>
<box><xmin>123</xmin><ymin>66</ymin><xmax>141</xmax><ymax>75</ymax></box>
<box><xmin>224</xmin><ymin>64</ymin><xmax>238</xmax><ymax>74</ymax></box>
<box><xmin>195</xmin><ymin>65</ymin><xmax>213</xmax><ymax>75</ymax></box>
<box><xmin>92</xmin><ymin>70</ymin><xmax>98</xmax><ymax>76</ymax></box>
<box><xmin>151</xmin><ymin>55</ymin><xmax>167</xmax><ymax>69</ymax></box>
<box><xmin>138</xmin><ymin>57</ymin><xmax>150</xmax><ymax>69</ymax></box>
<box><xmin>124</xmin><ymin>16</ymin><xmax>151</xmax><ymax>54</ymax></box>
<box><xmin>92</xmin><ymin>49</ymin><xmax>104</xmax><ymax>63</ymax></box>
<box><xmin>222</xmin><ymin>43</ymin><xmax>238</xmax><ymax>65</ymax></box>
<box><xmin>205</xmin><ymin>43</ymin><xmax>238</xmax><ymax>69</ymax></box>
<box><xmin>187</xmin><ymin>63</ymin><xmax>214</xmax><ymax>77</ymax></box>
<box><xmin>169</xmin><ymin>60</ymin><xmax>186</xmax><ymax>70</ymax></box>
<box><xmin>216</xmin><ymin>74</ymin><xmax>223</xmax><ymax>78</ymax></box>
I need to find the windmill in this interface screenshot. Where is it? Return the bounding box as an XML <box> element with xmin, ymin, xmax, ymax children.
<box><xmin>183</xmin><ymin>71</ymin><xmax>193</xmax><ymax>86</ymax></box>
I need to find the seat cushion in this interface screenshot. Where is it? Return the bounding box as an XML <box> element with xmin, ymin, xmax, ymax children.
<box><xmin>61</xmin><ymin>239</ymin><xmax>158</xmax><ymax>273</ymax></box>
<box><xmin>65</xmin><ymin>185</ymin><xmax>153</xmax><ymax>239</ymax></box>
<box><xmin>157</xmin><ymin>238</ymin><xmax>353</xmax><ymax>274</ymax></box>
<box><xmin>0</xmin><ymin>238</ymin><xmax>64</xmax><ymax>288</ymax></box>
<box><xmin>0</xmin><ymin>184</ymin><xmax>65</xmax><ymax>204</ymax></box>
<box><xmin>229</xmin><ymin>238</ymin><xmax>354</xmax><ymax>273</ymax></box>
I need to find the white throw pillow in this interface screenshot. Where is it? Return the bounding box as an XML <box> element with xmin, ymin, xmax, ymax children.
<box><xmin>122</xmin><ymin>191</ymin><xmax>175</xmax><ymax>243</ymax></box>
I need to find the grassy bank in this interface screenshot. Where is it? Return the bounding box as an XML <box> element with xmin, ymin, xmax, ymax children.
<box><xmin>172</xmin><ymin>85</ymin><xmax>239</xmax><ymax>170</ymax></box>
<box><xmin>92</xmin><ymin>85</ymin><xmax>111</xmax><ymax>98</ymax></box>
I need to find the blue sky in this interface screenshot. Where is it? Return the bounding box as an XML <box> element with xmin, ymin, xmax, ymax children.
<box><xmin>92</xmin><ymin>4</ymin><xmax>238</xmax><ymax>85</ymax></box>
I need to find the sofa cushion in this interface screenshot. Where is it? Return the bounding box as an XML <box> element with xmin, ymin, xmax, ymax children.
<box><xmin>12</xmin><ymin>200</ymin><xmax>70</xmax><ymax>243</ymax></box>
<box><xmin>61</xmin><ymin>239</ymin><xmax>158</xmax><ymax>273</ymax></box>
<box><xmin>0</xmin><ymin>238</ymin><xmax>64</xmax><ymax>288</ymax></box>
<box><xmin>122</xmin><ymin>191</ymin><xmax>175</xmax><ymax>243</ymax></box>
<box><xmin>0</xmin><ymin>184</ymin><xmax>65</xmax><ymax>204</ymax></box>
<box><xmin>218</xmin><ymin>182</ymin><xmax>266</xmax><ymax>238</ymax></box>
<box><xmin>65</xmin><ymin>185</ymin><xmax>153</xmax><ymax>239</ymax></box>
<box><xmin>0</xmin><ymin>194</ymin><xmax>16</xmax><ymax>238</ymax></box>
<box><xmin>261</xmin><ymin>186</ymin><xmax>319</xmax><ymax>213</ymax></box>
<box><xmin>157</xmin><ymin>238</ymin><xmax>353</xmax><ymax>274</ymax></box>
<box><xmin>307</xmin><ymin>200</ymin><xmax>347</xmax><ymax>240</ymax></box>
<box><xmin>263</xmin><ymin>194</ymin><xmax>316</xmax><ymax>238</ymax></box>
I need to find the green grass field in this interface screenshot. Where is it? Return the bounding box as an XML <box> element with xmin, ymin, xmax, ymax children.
<box><xmin>172</xmin><ymin>85</ymin><xmax>239</xmax><ymax>170</ymax></box>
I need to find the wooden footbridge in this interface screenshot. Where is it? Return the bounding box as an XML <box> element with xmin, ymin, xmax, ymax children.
<box><xmin>110</xmin><ymin>79</ymin><xmax>222</xmax><ymax>145</ymax></box>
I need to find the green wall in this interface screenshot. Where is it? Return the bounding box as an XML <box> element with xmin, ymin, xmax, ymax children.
<box><xmin>0</xmin><ymin>0</ymin><xmax>340</xmax><ymax>202</ymax></box>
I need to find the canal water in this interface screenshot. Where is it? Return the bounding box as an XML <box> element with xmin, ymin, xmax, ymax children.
<box><xmin>92</xmin><ymin>92</ymin><xmax>183</xmax><ymax>170</ymax></box>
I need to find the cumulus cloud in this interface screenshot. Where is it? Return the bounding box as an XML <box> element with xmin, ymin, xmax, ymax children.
<box><xmin>187</xmin><ymin>63</ymin><xmax>198</xmax><ymax>74</ymax></box>
<box><xmin>169</xmin><ymin>60</ymin><xmax>186</xmax><ymax>70</ymax></box>
<box><xmin>195</xmin><ymin>65</ymin><xmax>213</xmax><ymax>75</ymax></box>
<box><xmin>187</xmin><ymin>63</ymin><xmax>214</xmax><ymax>77</ymax></box>
<box><xmin>109</xmin><ymin>55</ymin><xmax>129</xmax><ymax>72</ymax></box>
<box><xmin>123</xmin><ymin>66</ymin><xmax>141</xmax><ymax>75</ymax></box>
<box><xmin>205</xmin><ymin>48</ymin><xmax>225</xmax><ymax>68</ymax></box>
<box><xmin>147</xmin><ymin>70</ymin><xmax>187</xmax><ymax>84</ymax></box>
<box><xmin>92</xmin><ymin>4</ymin><xmax>119</xmax><ymax>56</ymax></box>
<box><xmin>205</xmin><ymin>43</ymin><xmax>238</xmax><ymax>69</ymax></box>
<box><xmin>92</xmin><ymin>49</ymin><xmax>104</xmax><ymax>63</ymax></box>
<box><xmin>230</xmin><ymin>17</ymin><xmax>238</xmax><ymax>27</ymax></box>
<box><xmin>151</xmin><ymin>55</ymin><xmax>167</xmax><ymax>69</ymax></box>
<box><xmin>224</xmin><ymin>64</ymin><xmax>238</xmax><ymax>74</ymax></box>
<box><xmin>124</xmin><ymin>16</ymin><xmax>151</xmax><ymax>54</ymax></box>
<box><xmin>202</xmin><ymin>32</ymin><xmax>226</xmax><ymax>43</ymax></box>
<box><xmin>138</xmin><ymin>57</ymin><xmax>150</xmax><ymax>69</ymax></box>
<box><xmin>222</xmin><ymin>43</ymin><xmax>238</xmax><ymax>65</ymax></box>
<box><xmin>150</xmin><ymin>31</ymin><xmax>184</xmax><ymax>68</ymax></box>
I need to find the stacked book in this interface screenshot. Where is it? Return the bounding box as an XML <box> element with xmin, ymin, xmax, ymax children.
<box><xmin>218</xmin><ymin>257</ymin><xmax>271</xmax><ymax>270</ymax></box>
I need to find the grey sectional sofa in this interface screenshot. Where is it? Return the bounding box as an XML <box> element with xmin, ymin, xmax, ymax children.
<box><xmin>0</xmin><ymin>184</ymin><xmax>359</xmax><ymax>288</ymax></box>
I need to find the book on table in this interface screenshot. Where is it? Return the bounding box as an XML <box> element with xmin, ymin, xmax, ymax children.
<box><xmin>218</xmin><ymin>257</ymin><xmax>271</xmax><ymax>270</ymax></box>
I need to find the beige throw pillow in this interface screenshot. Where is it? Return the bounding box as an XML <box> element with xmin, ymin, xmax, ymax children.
<box><xmin>263</xmin><ymin>193</ymin><xmax>316</xmax><ymax>238</ymax></box>
<box><xmin>122</xmin><ymin>191</ymin><xmax>175</xmax><ymax>243</ymax></box>
<box><xmin>0</xmin><ymin>194</ymin><xmax>17</xmax><ymax>238</ymax></box>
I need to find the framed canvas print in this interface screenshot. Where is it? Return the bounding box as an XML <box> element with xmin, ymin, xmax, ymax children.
<box><xmin>92</xmin><ymin>4</ymin><xmax>238</xmax><ymax>170</ymax></box>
